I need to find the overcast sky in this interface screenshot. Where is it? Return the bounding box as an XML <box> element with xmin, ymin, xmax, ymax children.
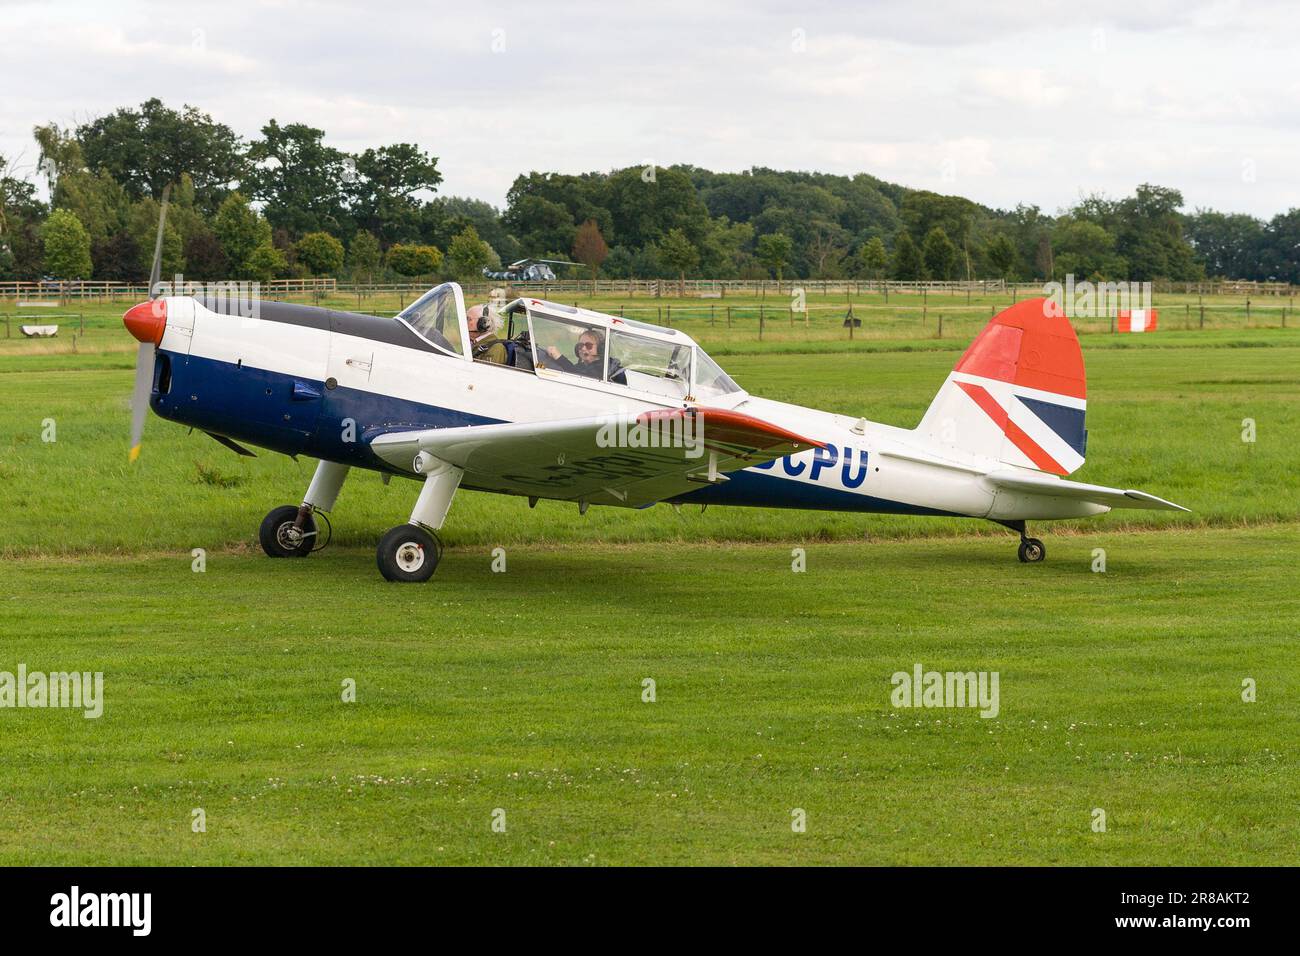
<box><xmin>2</xmin><ymin>0</ymin><xmax>1297</xmax><ymax>218</ymax></box>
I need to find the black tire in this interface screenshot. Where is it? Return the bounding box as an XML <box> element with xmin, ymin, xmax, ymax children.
<box><xmin>259</xmin><ymin>505</ymin><xmax>316</xmax><ymax>558</ymax></box>
<box><xmin>1017</xmin><ymin>537</ymin><xmax>1046</xmax><ymax>563</ymax></box>
<box><xmin>376</xmin><ymin>524</ymin><xmax>441</xmax><ymax>583</ymax></box>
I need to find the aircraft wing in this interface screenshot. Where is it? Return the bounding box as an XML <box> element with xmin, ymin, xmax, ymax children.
<box><xmin>368</xmin><ymin>407</ymin><xmax>823</xmax><ymax>508</ymax></box>
<box><xmin>984</xmin><ymin>470</ymin><xmax>1189</xmax><ymax>511</ymax></box>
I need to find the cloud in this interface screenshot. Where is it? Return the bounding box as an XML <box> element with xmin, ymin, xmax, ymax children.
<box><xmin>0</xmin><ymin>0</ymin><xmax>1297</xmax><ymax>218</ymax></box>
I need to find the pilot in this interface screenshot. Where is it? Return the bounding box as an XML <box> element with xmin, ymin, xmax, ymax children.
<box><xmin>545</xmin><ymin>328</ymin><xmax>621</xmax><ymax>380</ymax></box>
<box><xmin>468</xmin><ymin>305</ymin><xmax>507</xmax><ymax>364</ymax></box>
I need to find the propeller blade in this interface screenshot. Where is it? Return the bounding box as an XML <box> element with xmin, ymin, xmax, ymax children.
<box><xmin>129</xmin><ymin>341</ymin><xmax>155</xmax><ymax>462</ymax></box>
<box><xmin>148</xmin><ymin>183</ymin><xmax>172</xmax><ymax>298</ymax></box>
<box><xmin>130</xmin><ymin>182</ymin><xmax>171</xmax><ymax>462</ymax></box>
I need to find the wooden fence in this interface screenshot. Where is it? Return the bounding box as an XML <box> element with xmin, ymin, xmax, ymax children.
<box><xmin>0</xmin><ymin>278</ymin><xmax>337</xmax><ymax>302</ymax></box>
<box><xmin>3</xmin><ymin>276</ymin><xmax>1295</xmax><ymax>304</ymax></box>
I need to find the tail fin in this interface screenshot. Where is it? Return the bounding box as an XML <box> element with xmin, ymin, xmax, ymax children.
<box><xmin>915</xmin><ymin>297</ymin><xmax>1087</xmax><ymax>475</ymax></box>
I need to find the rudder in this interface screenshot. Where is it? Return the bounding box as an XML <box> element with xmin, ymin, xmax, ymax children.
<box><xmin>915</xmin><ymin>297</ymin><xmax>1087</xmax><ymax>475</ymax></box>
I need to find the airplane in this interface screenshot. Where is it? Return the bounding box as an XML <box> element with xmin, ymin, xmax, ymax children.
<box><xmin>121</xmin><ymin>188</ymin><xmax>1185</xmax><ymax>582</ymax></box>
<box><xmin>482</xmin><ymin>258</ymin><xmax>580</xmax><ymax>282</ymax></box>
<box><xmin>122</xmin><ymin>274</ymin><xmax>1188</xmax><ymax>581</ymax></box>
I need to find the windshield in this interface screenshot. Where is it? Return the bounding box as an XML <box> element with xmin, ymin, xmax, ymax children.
<box><xmin>609</xmin><ymin>329</ymin><xmax>691</xmax><ymax>401</ymax></box>
<box><xmin>694</xmin><ymin>349</ymin><xmax>741</xmax><ymax>401</ymax></box>
<box><xmin>397</xmin><ymin>283</ymin><xmax>467</xmax><ymax>357</ymax></box>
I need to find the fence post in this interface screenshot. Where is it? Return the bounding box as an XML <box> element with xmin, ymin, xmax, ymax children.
<box><xmin>727</xmin><ymin>306</ymin><xmax>732</xmax><ymax>328</ymax></box>
<box><xmin>759</xmin><ymin>304</ymin><xmax>764</xmax><ymax>340</ymax></box>
<box><xmin>938</xmin><ymin>314</ymin><xmax>943</xmax><ymax>337</ymax></box>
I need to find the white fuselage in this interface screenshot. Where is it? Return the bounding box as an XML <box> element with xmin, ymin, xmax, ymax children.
<box><xmin>150</xmin><ymin>296</ymin><xmax>1107</xmax><ymax>523</ymax></box>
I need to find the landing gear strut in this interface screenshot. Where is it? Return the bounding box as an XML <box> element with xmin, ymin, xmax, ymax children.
<box><xmin>259</xmin><ymin>460</ymin><xmax>350</xmax><ymax>559</ymax></box>
<box><xmin>997</xmin><ymin>520</ymin><xmax>1046</xmax><ymax>563</ymax></box>
<box><xmin>376</xmin><ymin>452</ymin><xmax>463</xmax><ymax>584</ymax></box>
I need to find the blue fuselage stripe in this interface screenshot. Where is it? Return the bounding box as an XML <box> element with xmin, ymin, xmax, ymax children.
<box><xmin>154</xmin><ymin>350</ymin><xmax>958</xmax><ymax>516</ymax></box>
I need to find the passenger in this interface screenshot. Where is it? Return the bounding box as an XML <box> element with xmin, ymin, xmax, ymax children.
<box><xmin>545</xmin><ymin>328</ymin><xmax>621</xmax><ymax>380</ymax></box>
<box><xmin>468</xmin><ymin>305</ymin><xmax>507</xmax><ymax>364</ymax></box>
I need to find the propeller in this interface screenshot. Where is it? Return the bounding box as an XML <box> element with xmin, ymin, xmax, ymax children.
<box><xmin>128</xmin><ymin>183</ymin><xmax>171</xmax><ymax>463</ymax></box>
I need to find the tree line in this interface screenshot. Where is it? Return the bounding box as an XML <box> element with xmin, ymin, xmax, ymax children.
<box><xmin>2</xmin><ymin>98</ymin><xmax>1297</xmax><ymax>286</ymax></box>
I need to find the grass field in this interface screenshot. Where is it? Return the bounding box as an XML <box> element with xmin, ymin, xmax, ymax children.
<box><xmin>0</xmin><ymin>293</ymin><xmax>1297</xmax><ymax>865</ymax></box>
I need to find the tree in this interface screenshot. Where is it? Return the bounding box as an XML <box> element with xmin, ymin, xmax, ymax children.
<box><xmin>294</xmin><ymin>231</ymin><xmax>345</xmax><ymax>275</ymax></box>
<box><xmin>32</xmin><ymin>123</ymin><xmax>84</xmax><ymax>195</ymax></box>
<box><xmin>348</xmin><ymin>230</ymin><xmax>381</xmax><ymax>282</ymax></box>
<box><xmin>659</xmin><ymin>228</ymin><xmax>699</xmax><ymax>294</ymax></box>
<box><xmin>571</xmin><ymin>219</ymin><xmax>609</xmax><ymax>290</ymax></box>
<box><xmin>446</xmin><ymin>225</ymin><xmax>492</xmax><ymax>280</ymax></box>
<box><xmin>604</xmin><ymin>165</ymin><xmax>710</xmax><ymax>248</ymax></box>
<box><xmin>1092</xmin><ymin>184</ymin><xmax>1201</xmax><ymax>281</ymax></box>
<box><xmin>213</xmin><ymin>192</ymin><xmax>273</xmax><ymax>279</ymax></box>
<box><xmin>246</xmin><ymin>241</ymin><xmax>286</xmax><ymax>282</ymax></box>
<box><xmin>603</xmin><ymin>244</ymin><xmax>635</xmax><ymax>279</ymax></box>
<box><xmin>503</xmin><ymin>193</ymin><xmax>576</xmax><ymax>257</ymax></box>
<box><xmin>756</xmin><ymin>231</ymin><xmax>793</xmax><ymax>282</ymax></box>
<box><xmin>854</xmin><ymin>236</ymin><xmax>888</xmax><ymax>280</ymax></box>
<box><xmin>182</xmin><ymin>229</ymin><xmax>228</xmax><ymax>281</ymax></box>
<box><xmin>698</xmin><ymin>217</ymin><xmax>754</xmax><ymax>277</ymax></box>
<box><xmin>900</xmin><ymin>191</ymin><xmax>980</xmax><ymax>248</ymax></box>
<box><xmin>984</xmin><ymin>233</ymin><xmax>1018</xmax><ymax>280</ymax></box>
<box><xmin>349</xmin><ymin>143</ymin><xmax>443</xmax><ymax>246</ymax></box>
<box><xmin>891</xmin><ymin>230</ymin><xmax>925</xmax><ymax>280</ymax></box>
<box><xmin>1185</xmin><ymin>210</ymin><xmax>1265</xmax><ymax>280</ymax></box>
<box><xmin>807</xmin><ymin>225</ymin><xmax>849</xmax><ymax>277</ymax></box>
<box><xmin>41</xmin><ymin>209</ymin><xmax>92</xmax><ymax>278</ymax></box>
<box><xmin>244</xmin><ymin>120</ymin><xmax>351</xmax><ymax>237</ymax></box>
<box><xmin>1052</xmin><ymin>218</ymin><xmax>1125</xmax><ymax>279</ymax></box>
<box><xmin>92</xmin><ymin>231</ymin><xmax>141</xmax><ymax>281</ymax></box>
<box><xmin>128</xmin><ymin>197</ymin><xmax>184</xmax><ymax>280</ymax></box>
<box><xmin>386</xmin><ymin>243</ymin><xmax>442</xmax><ymax>279</ymax></box>
<box><xmin>1259</xmin><ymin>209</ymin><xmax>1300</xmax><ymax>283</ymax></box>
<box><xmin>76</xmin><ymin>99</ymin><xmax>244</xmax><ymax>214</ymax></box>
<box><xmin>921</xmin><ymin>226</ymin><xmax>957</xmax><ymax>280</ymax></box>
<box><xmin>0</xmin><ymin>161</ymin><xmax>47</xmax><ymax>280</ymax></box>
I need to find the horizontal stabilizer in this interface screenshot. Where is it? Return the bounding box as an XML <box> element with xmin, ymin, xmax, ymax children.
<box><xmin>984</xmin><ymin>470</ymin><xmax>1188</xmax><ymax>512</ymax></box>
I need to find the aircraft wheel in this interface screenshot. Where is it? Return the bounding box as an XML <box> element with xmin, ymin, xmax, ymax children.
<box><xmin>1017</xmin><ymin>537</ymin><xmax>1046</xmax><ymax>563</ymax></box>
<box><xmin>377</xmin><ymin>525</ymin><xmax>441</xmax><ymax>583</ymax></box>
<box><xmin>259</xmin><ymin>505</ymin><xmax>315</xmax><ymax>558</ymax></box>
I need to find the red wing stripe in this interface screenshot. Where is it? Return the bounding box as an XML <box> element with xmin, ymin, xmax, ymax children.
<box><xmin>955</xmin><ymin>381</ymin><xmax>1067</xmax><ymax>476</ymax></box>
<box><xmin>637</xmin><ymin>407</ymin><xmax>824</xmax><ymax>453</ymax></box>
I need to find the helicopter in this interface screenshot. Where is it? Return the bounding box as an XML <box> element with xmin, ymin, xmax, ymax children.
<box><xmin>482</xmin><ymin>258</ymin><xmax>581</xmax><ymax>282</ymax></box>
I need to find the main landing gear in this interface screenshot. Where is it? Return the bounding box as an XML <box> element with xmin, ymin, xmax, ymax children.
<box><xmin>259</xmin><ymin>455</ymin><xmax>463</xmax><ymax>584</ymax></box>
<box><xmin>996</xmin><ymin>520</ymin><xmax>1047</xmax><ymax>563</ymax></box>
<box><xmin>374</xmin><ymin>453</ymin><xmax>461</xmax><ymax>583</ymax></box>
<box><xmin>259</xmin><ymin>460</ymin><xmax>349</xmax><ymax>560</ymax></box>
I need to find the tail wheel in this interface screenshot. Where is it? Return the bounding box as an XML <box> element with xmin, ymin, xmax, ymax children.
<box><xmin>377</xmin><ymin>524</ymin><xmax>441</xmax><ymax>583</ymax></box>
<box><xmin>259</xmin><ymin>505</ymin><xmax>316</xmax><ymax>558</ymax></box>
<box><xmin>1017</xmin><ymin>537</ymin><xmax>1046</xmax><ymax>563</ymax></box>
